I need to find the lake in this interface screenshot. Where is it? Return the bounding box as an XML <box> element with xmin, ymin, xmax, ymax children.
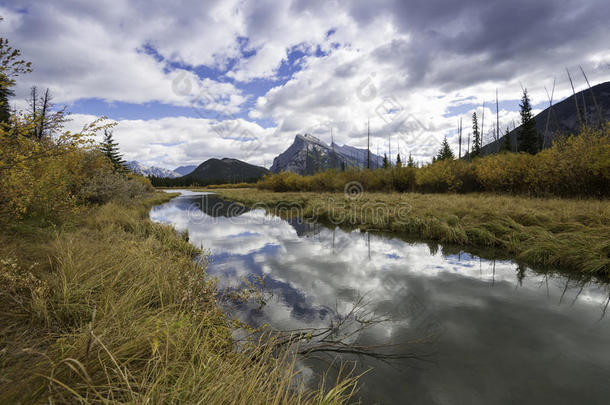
<box><xmin>150</xmin><ymin>190</ymin><xmax>610</xmax><ymax>404</ymax></box>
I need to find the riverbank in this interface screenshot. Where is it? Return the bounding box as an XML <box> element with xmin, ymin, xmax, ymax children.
<box><xmin>0</xmin><ymin>192</ymin><xmax>355</xmax><ymax>404</ymax></box>
<box><xmin>209</xmin><ymin>189</ymin><xmax>610</xmax><ymax>278</ymax></box>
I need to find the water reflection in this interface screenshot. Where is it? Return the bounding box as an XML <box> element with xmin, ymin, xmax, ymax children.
<box><xmin>151</xmin><ymin>191</ymin><xmax>610</xmax><ymax>405</ymax></box>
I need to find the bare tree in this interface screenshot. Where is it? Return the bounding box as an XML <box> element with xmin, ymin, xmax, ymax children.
<box><xmin>543</xmin><ymin>78</ymin><xmax>556</xmax><ymax>149</ymax></box>
<box><xmin>458</xmin><ymin>117</ymin><xmax>462</xmax><ymax>159</ymax></box>
<box><xmin>481</xmin><ymin>101</ymin><xmax>485</xmax><ymax>152</ymax></box>
<box><xmin>495</xmin><ymin>89</ymin><xmax>500</xmax><ymax>153</ymax></box>
<box><xmin>27</xmin><ymin>86</ymin><xmax>67</xmax><ymax>139</ymax></box>
<box><xmin>579</xmin><ymin>65</ymin><xmax>603</xmax><ymax>127</ymax></box>
<box><xmin>367</xmin><ymin>119</ymin><xmax>370</xmax><ymax>169</ymax></box>
<box><xmin>566</xmin><ymin>68</ymin><xmax>582</xmax><ymax>128</ymax></box>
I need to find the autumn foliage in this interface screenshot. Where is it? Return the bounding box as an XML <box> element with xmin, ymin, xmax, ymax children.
<box><xmin>259</xmin><ymin>125</ymin><xmax>610</xmax><ymax>198</ymax></box>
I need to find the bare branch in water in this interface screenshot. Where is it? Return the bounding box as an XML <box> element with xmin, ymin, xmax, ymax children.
<box><xmin>234</xmin><ymin>293</ymin><xmax>439</xmax><ymax>364</ymax></box>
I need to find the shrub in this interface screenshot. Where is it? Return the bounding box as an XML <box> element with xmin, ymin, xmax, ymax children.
<box><xmin>416</xmin><ymin>159</ymin><xmax>477</xmax><ymax>193</ymax></box>
<box><xmin>473</xmin><ymin>152</ymin><xmax>535</xmax><ymax>194</ymax></box>
<box><xmin>257</xmin><ymin>124</ymin><xmax>610</xmax><ymax>198</ymax></box>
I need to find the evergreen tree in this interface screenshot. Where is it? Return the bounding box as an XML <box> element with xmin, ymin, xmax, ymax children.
<box><xmin>436</xmin><ymin>137</ymin><xmax>455</xmax><ymax>161</ymax></box>
<box><xmin>407</xmin><ymin>153</ymin><xmax>415</xmax><ymax>168</ymax></box>
<box><xmin>0</xmin><ymin>77</ymin><xmax>14</xmax><ymax>125</ymax></box>
<box><xmin>382</xmin><ymin>153</ymin><xmax>389</xmax><ymax>169</ymax></box>
<box><xmin>99</xmin><ymin>129</ymin><xmax>126</xmax><ymax>172</ymax></box>
<box><xmin>0</xmin><ymin>37</ymin><xmax>32</xmax><ymax>125</ymax></box>
<box><xmin>471</xmin><ymin>112</ymin><xmax>481</xmax><ymax>157</ymax></box>
<box><xmin>395</xmin><ymin>153</ymin><xmax>402</xmax><ymax>168</ymax></box>
<box><xmin>517</xmin><ymin>89</ymin><xmax>540</xmax><ymax>154</ymax></box>
<box><xmin>340</xmin><ymin>161</ymin><xmax>345</xmax><ymax>172</ymax></box>
<box><xmin>500</xmin><ymin>127</ymin><xmax>512</xmax><ymax>152</ymax></box>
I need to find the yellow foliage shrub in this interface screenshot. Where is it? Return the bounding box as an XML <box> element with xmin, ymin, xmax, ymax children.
<box><xmin>257</xmin><ymin>125</ymin><xmax>609</xmax><ymax>197</ymax></box>
<box><xmin>0</xmin><ymin>116</ymin><xmax>149</xmax><ymax>224</ymax></box>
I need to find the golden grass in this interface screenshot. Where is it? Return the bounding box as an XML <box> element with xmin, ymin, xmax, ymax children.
<box><xmin>0</xmin><ymin>192</ymin><xmax>357</xmax><ymax>404</ymax></box>
<box><xmin>213</xmin><ymin>189</ymin><xmax>610</xmax><ymax>277</ymax></box>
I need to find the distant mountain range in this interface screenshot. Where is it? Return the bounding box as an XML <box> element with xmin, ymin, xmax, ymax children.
<box><xmin>136</xmin><ymin>81</ymin><xmax>610</xmax><ymax>179</ymax></box>
<box><xmin>127</xmin><ymin>161</ymin><xmax>180</xmax><ymax>178</ymax></box>
<box><xmin>270</xmin><ymin>134</ymin><xmax>383</xmax><ymax>174</ymax></box>
<box><xmin>481</xmin><ymin>81</ymin><xmax>610</xmax><ymax>155</ymax></box>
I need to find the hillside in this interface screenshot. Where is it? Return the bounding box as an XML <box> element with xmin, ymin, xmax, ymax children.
<box><xmin>481</xmin><ymin>81</ymin><xmax>610</xmax><ymax>155</ymax></box>
<box><xmin>270</xmin><ymin>134</ymin><xmax>382</xmax><ymax>174</ymax></box>
<box><xmin>184</xmin><ymin>158</ymin><xmax>270</xmax><ymax>184</ymax></box>
<box><xmin>174</xmin><ymin>165</ymin><xmax>198</xmax><ymax>176</ymax></box>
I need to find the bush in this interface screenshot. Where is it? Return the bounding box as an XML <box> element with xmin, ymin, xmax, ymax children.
<box><xmin>416</xmin><ymin>159</ymin><xmax>477</xmax><ymax>193</ymax></box>
<box><xmin>0</xmin><ymin>133</ymin><xmax>151</xmax><ymax>224</ymax></box>
<box><xmin>473</xmin><ymin>152</ymin><xmax>535</xmax><ymax>194</ymax></box>
<box><xmin>257</xmin><ymin>125</ymin><xmax>610</xmax><ymax>198</ymax></box>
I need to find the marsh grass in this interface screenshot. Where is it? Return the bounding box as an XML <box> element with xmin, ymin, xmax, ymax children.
<box><xmin>213</xmin><ymin>189</ymin><xmax>610</xmax><ymax>278</ymax></box>
<box><xmin>0</xmin><ymin>192</ymin><xmax>357</xmax><ymax>404</ymax></box>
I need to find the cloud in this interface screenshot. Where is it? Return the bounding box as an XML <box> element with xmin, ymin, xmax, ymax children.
<box><xmin>0</xmin><ymin>1</ymin><xmax>246</xmax><ymax>111</ymax></box>
<box><xmin>2</xmin><ymin>0</ymin><xmax>610</xmax><ymax>165</ymax></box>
<box><xmin>65</xmin><ymin>113</ymin><xmax>282</xmax><ymax>169</ymax></box>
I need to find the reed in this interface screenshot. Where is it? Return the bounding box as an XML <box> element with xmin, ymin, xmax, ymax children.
<box><xmin>213</xmin><ymin>189</ymin><xmax>610</xmax><ymax>278</ymax></box>
<box><xmin>0</xmin><ymin>192</ymin><xmax>356</xmax><ymax>404</ymax></box>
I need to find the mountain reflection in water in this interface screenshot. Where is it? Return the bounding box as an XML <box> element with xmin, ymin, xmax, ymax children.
<box><xmin>151</xmin><ymin>191</ymin><xmax>610</xmax><ymax>405</ymax></box>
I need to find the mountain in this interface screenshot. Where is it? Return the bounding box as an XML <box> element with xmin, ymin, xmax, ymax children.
<box><xmin>184</xmin><ymin>158</ymin><xmax>270</xmax><ymax>184</ymax></box>
<box><xmin>481</xmin><ymin>81</ymin><xmax>610</xmax><ymax>155</ymax></box>
<box><xmin>127</xmin><ymin>161</ymin><xmax>180</xmax><ymax>178</ymax></box>
<box><xmin>173</xmin><ymin>165</ymin><xmax>197</xmax><ymax>176</ymax></box>
<box><xmin>270</xmin><ymin>134</ymin><xmax>382</xmax><ymax>174</ymax></box>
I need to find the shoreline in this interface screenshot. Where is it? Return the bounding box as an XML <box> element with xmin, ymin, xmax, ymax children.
<box><xmin>205</xmin><ymin>188</ymin><xmax>610</xmax><ymax>278</ymax></box>
<box><xmin>0</xmin><ymin>192</ymin><xmax>355</xmax><ymax>404</ymax></box>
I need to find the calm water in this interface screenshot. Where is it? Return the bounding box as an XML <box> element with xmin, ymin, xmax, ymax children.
<box><xmin>150</xmin><ymin>191</ymin><xmax>610</xmax><ymax>404</ymax></box>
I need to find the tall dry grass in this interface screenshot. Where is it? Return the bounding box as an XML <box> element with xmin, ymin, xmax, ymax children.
<box><xmin>0</xmin><ymin>193</ymin><xmax>357</xmax><ymax>404</ymax></box>
<box><xmin>213</xmin><ymin>189</ymin><xmax>610</xmax><ymax>278</ymax></box>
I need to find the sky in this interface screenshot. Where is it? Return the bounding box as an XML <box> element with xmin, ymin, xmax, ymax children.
<box><xmin>1</xmin><ymin>0</ymin><xmax>609</xmax><ymax>169</ymax></box>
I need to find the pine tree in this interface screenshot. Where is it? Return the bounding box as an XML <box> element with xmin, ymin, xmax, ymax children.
<box><xmin>436</xmin><ymin>137</ymin><xmax>455</xmax><ymax>161</ymax></box>
<box><xmin>500</xmin><ymin>127</ymin><xmax>512</xmax><ymax>152</ymax></box>
<box><xmin>0</xmin><ymin>78</ymin><xmax>14</xmax><ymax>125</ymax></box>
<box><xmin>382</xmin><ymin>153</ymin><xmax>389</xmax><ymax>169</ymax></box>
<box><xmin>340</xmin><ymin>161</ymin><xmax>345</xmax><ymax>172</ymax></box>
<box><xmin>100</xmin><ymin>129</ymin><xmax>126</xmax><ymax>172</ymax></box>
<box><xmin>517</xmin><ymin>89</ymin><xmax>540</xmax><ymax>154</ymax></box>
<box><xmin>471</xmin><ymin>112</ymin><xmax>481</xmax><ymax>157</ymax></box>
<box><xmin>395</xmin><ymin>153</ymin><xmax>402</xmax><ymax>168</ymax></box>
<box><xmin>0</xmin><ymin>37</ymin><xmax>32</xmax><ymax>125</ymax></box>
<box><xmin>407</xmin><ymin>153</ymin><xmax>415</xmax><ymax>168</ymax></box>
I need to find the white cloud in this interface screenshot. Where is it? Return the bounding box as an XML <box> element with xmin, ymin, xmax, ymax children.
<box><xmin>65</xmin><ymin>113</ymin><xmax>281</xmax><ymax>169</ymax></box>
<box><xmin>0</xmin><ymin>1</ymin><xmax>246</xmax><ymax>111</ymax></box>
<box><xmin>2</xmin><ymin>0</ymin><xmax>610</xmax><ymax>165</ymax></box>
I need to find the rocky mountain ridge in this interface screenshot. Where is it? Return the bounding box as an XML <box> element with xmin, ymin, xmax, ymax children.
<box><xmin>126</xmin><ymin>161</ymin><xmax>180</xmax><ymax>178</ymax></box>
<box><xmin>270</xmin><ymin>134</ymin><xmax>383</xmax><ymax>174</ymax></box>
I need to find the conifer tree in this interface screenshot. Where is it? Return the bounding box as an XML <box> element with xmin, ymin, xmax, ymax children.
<box><xmin>436</xmin><ymin>137</ymin><xmax>455</xmax><ymax>161</ymax></box>
<box><xmin>407</xmin><ymin>153</ymin><xmax>415</xmax><ymax>168</ymax></box>
<box><xmin>471</xmin><ymin>112</ymin><xmax>481</xmax><ymax>157</ymax></box>
<box><xmin>0</xmin><ymin>79</ymin><xmax>14</xmax><ymax>125</ymax></box>
<box><xmin>99</xmin><ymin>129</ymin><xmax>126</xmax><ymax>172</ymax></box>
<box><xmin>0</xmin><ymin>36</ymin><xmax>32</xmax><ymax>125</ymax></box>
<box><xmin>395</xmin><ymin>153</ymin><xmax>402</xmax><ymax>168</ymax></box>
<box><xmin>382</xmin><ymin>153</ymin><xmax>389</xmax><ymax>169</ymax></box>
<box><xmin>517</xmin><ymin>88</ymin><xmax>540</xmax><ymax>154</ymax></box>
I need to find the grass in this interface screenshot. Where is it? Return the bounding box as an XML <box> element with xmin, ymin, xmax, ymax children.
<box><xmin>211</xmin><ymin>188</ymin><xmax>610</xmax><ymax>278</ymax></box>
<box><xmin>0</xmin><ymin>192</ymin><xmax>357</xmax><ymax>404</ymax></box>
